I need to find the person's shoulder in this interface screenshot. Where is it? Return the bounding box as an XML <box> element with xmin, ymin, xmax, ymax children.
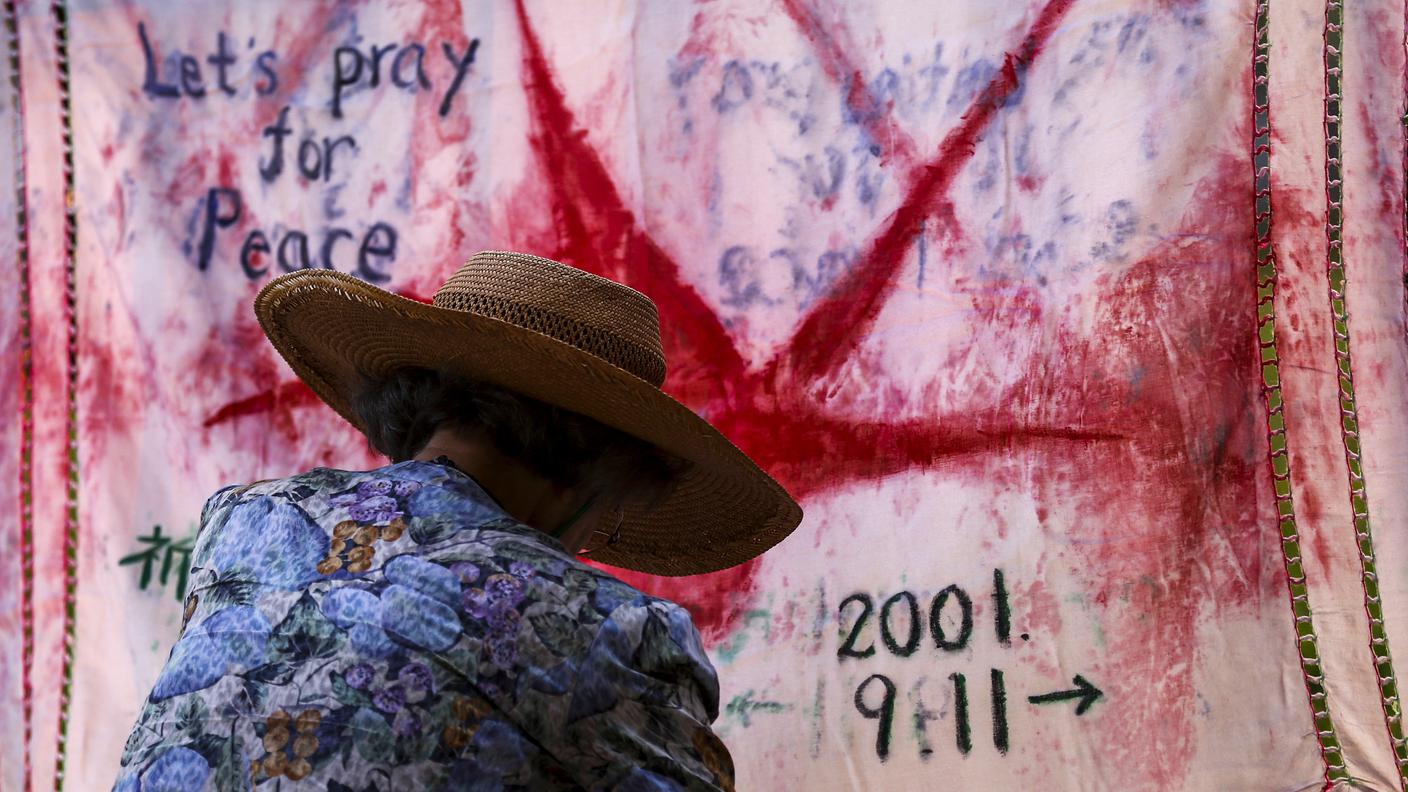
<box><xmin>539</xmin><ymin>559</ymin><xmax>723</xmax><ymax>726</ymax></box>
<box><xmin>472</xmin><ymin>539</ymin><xmax>687</xmax><ymax>650</ymax></box>
<box><xmin>553</xmin><ymin>559</ymin><xmax>710</xmax><ymax>668</ymax></box>
<box><xmin>200</xmin><ymin>462</ymin><xmax>449</xmax><ymax>514</ymax></box>
<box><xmin>553</xmin><ymin>554</ymin><xmax>657</xmax><ymax>617</ymax></box>
<box><xmin>198</xmin><ymin>479</ymin><xmax>274</xmax><ymax>524</ymax></box>
<box><xmin>200</xmin><ymin>466</ymin><xmax>345</xmax><ymax>503</ymax></box>
<box><xmin>195</xmin><ymin>466</ymin><xmax>372</xmax><ymax>533</ymax></box>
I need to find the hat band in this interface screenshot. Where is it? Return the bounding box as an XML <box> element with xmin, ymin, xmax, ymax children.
<box><xmin>432</xmin><ymin>290</ymin><xmax>667</xmax><ymax>386</ymax></box>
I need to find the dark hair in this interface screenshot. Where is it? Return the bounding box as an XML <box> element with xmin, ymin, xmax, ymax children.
<box><xmin>351</xmin><ymin>367</ymin><xmax>691</xmax><ymax>507</ymax></box>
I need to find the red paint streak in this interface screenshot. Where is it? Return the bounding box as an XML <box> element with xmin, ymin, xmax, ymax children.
<box><xmin>216</xmin><ymin>148</ymin><xmax>237</xmax><ymax>186</ymax></box>
<box><xmin>1014</xmin><ymin>576</ymin><xmax>1062</xmax><ymax>670</ymax></box>
<box><xmin>1358</xmin><ymin>101</ymin><xmax>1400</xmax><ymax>222</ymax></box>
<box><xmin>206</xmin><ymin>311</ymin><xmax>324</xmax><ymax>451</ymax></box>
<box><xmin>778</xmin><ymin>0</ymin><xmax>917</xmax><ymax>168</ymax></box>
<box><xmin>404</xmin><ymin>0</ymin><xmax>476</xmax><ymax>271</ymax></box>
<box><xmin>765</xmin><ymin>0</ymin><xmax>1076</xmax><ymax>384</ymax></box>
<box><xmin>161</xmin><ymin>152</ymin><xmax>207</xmax><ymax>206</ymax></box>
<box><xmin>202</xmin><ymin>380</ymin><xmax>320</xmax><ymax>428</ymax></box>
<box><xmin>1351</xmin><ymin>10</ymin><xmax>1408</xmax><ymax>256</ymax></box>
<box><xmin>1021</xmin><ymin>153</ymin><xmax>1265</xmax><ymax>789</ymax></box>
<box><xmin>720</xmin><ymin>410</ymin><xmax>1120</xmax><ymax>500</ymax></box>
<box><xmin>246</xmin><ymin>9</ymin><xmax>338</xmax><ymax>134</ymax></box>
<box><xmin>111</xmin><ymin>182</ymin><xmax>128</xmax><ymax>251</ymax></box>
<box><xmin>1301</xmin><ymin>487</ymin><xmax>1335</xmax><ymax>583</ymax></box>
<box><xmin>514</xmin><ymin>0</ymin><xmax>749</xmax><ymax>403</ymax></box>
<box><xmin>676</xmin><ymin>9</ymin><xmax>716</xmax><ymax>61</ymax></box>
<box><xmin>79</xmin><ymin>307</ymin><xmax>156</xmax><ymax>468</ymax></box>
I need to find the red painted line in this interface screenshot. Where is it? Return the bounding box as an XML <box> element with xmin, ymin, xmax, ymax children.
<box><xmin>514</xmin><ymin>0</ymin><xmax>748</xmax><ymax>396</ymax></box>
<box><xmin>203</xmin><ymin>379</ymin><xmax>319</xmax><ymax>428</ymax></box>
<box><xmin>778</xmin><ymin>0</ymin><xmax>918</xmax><ymax>169</ymax></box>
<box><xmin>727</xmin><ymin>408</ymin><xmax>1122</xmax><ymax>499</ymax></box>
<box><xmin>765</xmin><ymin>0</ymin><xmax>1076</xmax><ymax>384</ymax></box>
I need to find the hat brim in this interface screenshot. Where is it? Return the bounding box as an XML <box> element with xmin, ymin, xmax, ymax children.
<box><xmin>254</xmin><ymin>268</ymin><xmax>802</xmax><ymax>576</ymax></box>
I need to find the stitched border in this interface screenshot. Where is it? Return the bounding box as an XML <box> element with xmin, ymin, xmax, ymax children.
<box><xmin>50</xmin><ymin>0</ymin><xmax>78</xmax><ymax>789</ymax></box>
<box><xmin>2</xmin><ymin>2</ymin><xmax>34</xmax><ymax>790</ymax></box>
<box><xmin>1323</xmin><ymin>3</ymin><xmax>1408</xmax><ymax>785</ymax></box>
<box><xmin>1254</xmin><ymin>0</ymin><xmax>1348</xmax><ymax>783</ymax></box>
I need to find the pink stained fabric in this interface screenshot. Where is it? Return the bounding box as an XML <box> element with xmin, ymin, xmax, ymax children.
<box><xmin>0</xmin><ymin>0</ymin><xmax>1405</xmax><ymax>790</ymax></box>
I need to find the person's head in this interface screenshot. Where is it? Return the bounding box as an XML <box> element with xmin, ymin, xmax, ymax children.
<box><xmin>351</xmin><ymin>366</ymin><xmax>692</xmax><ymax>549</ymax></box>
<box><xmin>258</xmin><ymin>251</ymin><xmax>802</xmax><ymax>574</ymax></box>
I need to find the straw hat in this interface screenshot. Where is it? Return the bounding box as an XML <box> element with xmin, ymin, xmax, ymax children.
<box><xmin>254</xmin><ymin>250</ymin><xmax>802</xmax><ymax>576</ymax></box>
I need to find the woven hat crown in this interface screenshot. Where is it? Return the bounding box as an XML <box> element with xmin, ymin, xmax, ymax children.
<box><xmin>432</xmin><ymin>251</ymin><xmax>667</xmax><ymax>386</ymax></box>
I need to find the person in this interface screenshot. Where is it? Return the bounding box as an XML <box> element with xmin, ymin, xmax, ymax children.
<box><xmin>113</xmin><ymin>251</ymin><xmax>802</xmax><ymax>790</ymax></box>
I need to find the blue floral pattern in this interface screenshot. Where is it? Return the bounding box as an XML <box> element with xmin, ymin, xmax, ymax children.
<box><xmin>116</xmin><ymin>460</ymin><xmax>734</xmax><ymax>791</ymax></box>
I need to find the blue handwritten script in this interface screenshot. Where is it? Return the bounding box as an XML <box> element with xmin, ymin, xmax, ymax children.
<box><xmin>137</xmin><ymin>21</ymin><xmax>480</xmax><ymax>282</ymax></box>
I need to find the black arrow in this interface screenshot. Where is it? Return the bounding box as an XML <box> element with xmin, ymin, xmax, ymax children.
<box><xmin>1027</xmin><ymin>675</ymin><xmax>1103</xmax><ymax>715</ymax></box>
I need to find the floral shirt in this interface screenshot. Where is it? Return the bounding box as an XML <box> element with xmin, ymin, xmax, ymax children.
<box><xmin>114</xmin><ymin>459</ymin><xmax>735</xmax><ymax>791</ymax></box>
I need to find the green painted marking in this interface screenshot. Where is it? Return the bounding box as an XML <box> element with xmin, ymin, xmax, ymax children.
<box><xmin>724</xmin><ymin>689</ymin><xmax>791</xmax><ymax>728</ymax></box>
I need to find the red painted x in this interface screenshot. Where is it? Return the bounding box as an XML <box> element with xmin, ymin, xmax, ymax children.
<box><xmin>209</xmin><ymin>0</ymin><xmax>1098</xmax><ymax>636</ymax></box>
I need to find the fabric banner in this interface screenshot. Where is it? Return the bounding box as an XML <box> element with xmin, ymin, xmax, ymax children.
<box><xmin>1</xmin><ymin>7</ymin><xmax>27</xmax><ymax>790</ymax></box>
<box><xmin>2</xmin><ymin>0</ymin><xmax>1406</xmax><ymax>789</ymax></box>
